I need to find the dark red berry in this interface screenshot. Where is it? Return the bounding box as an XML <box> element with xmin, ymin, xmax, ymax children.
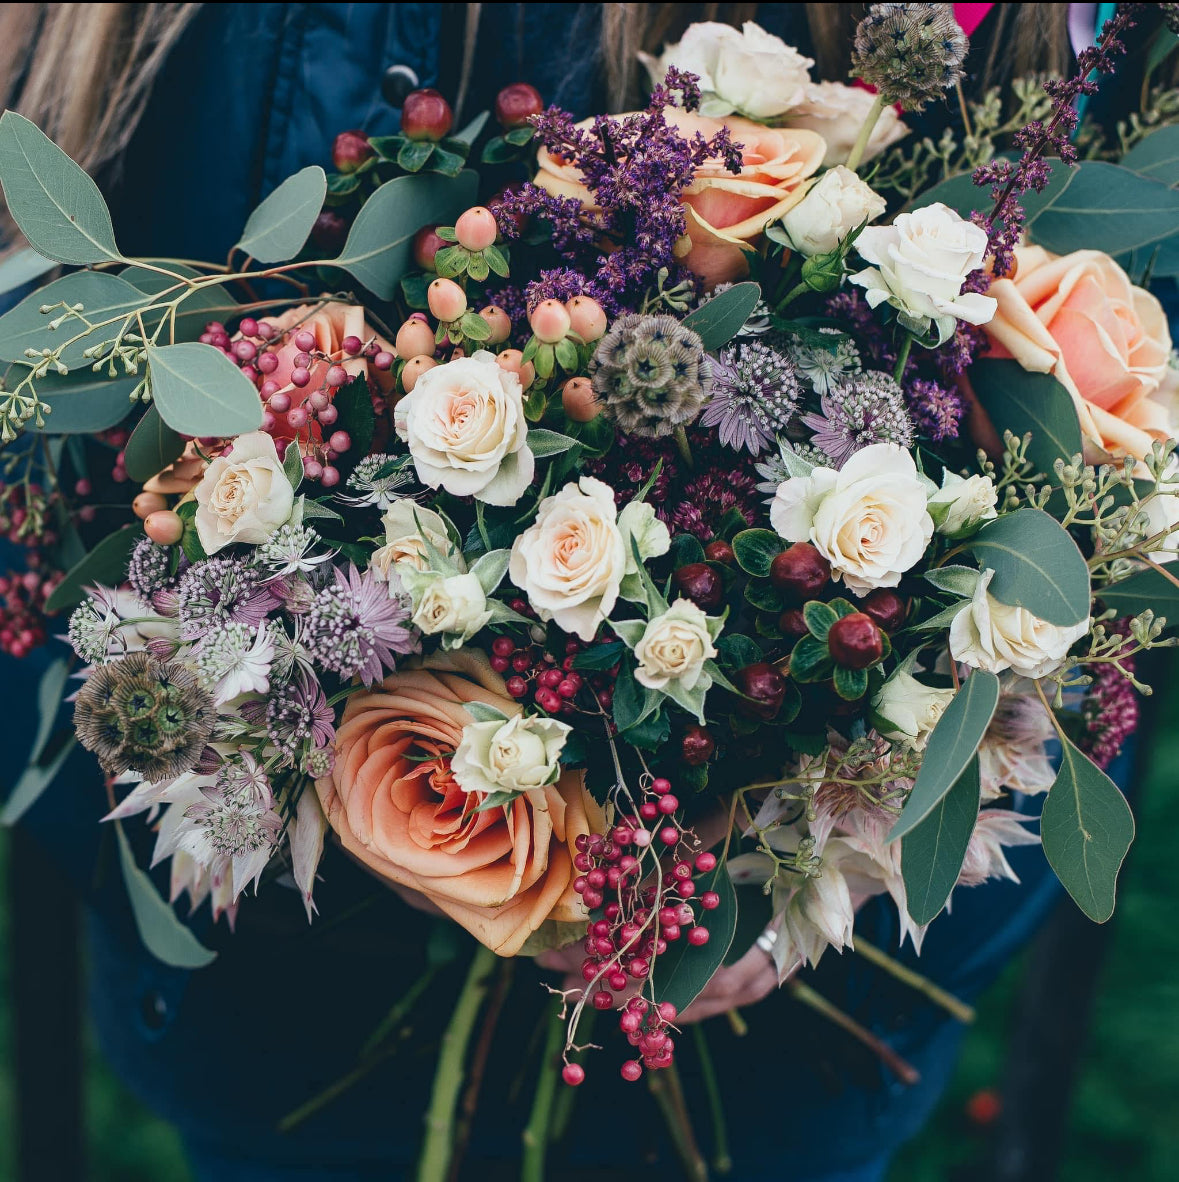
<box><xmin>769</xmin><ymin>542</ymin><xmax>831</xmax><ymax>602</ymax></box>
<box><xmin>401</xmin><ymin>89</ymin><xmax>453</xmax><ymax>141</ymax></box>
<box><xmin>332</xmin><ymin>129</ymin><xmax>373</xmax><ymax>173</ymax></box>
<box><xmin>828</xmin><ymin>613</ymin><xmax>884</xmax><ymax>669</ymax></box>
<box><xmin>734</xmin><ymin>662</ymin><xmax>788</xmax><ymax>721</ymax></box>
<box><xmin>681</xmin><ymin>724</ymin><xmax>715</xmax><ymax>766</ymax></box>
<box><xmin>777</xmin><ymin>608</ymin><xmax>809</xmax><ymax>638</ymax></box>
<box><xmin>494</xmin><ymin>82</ymin><xmax>544</xmax><ymax>128</ymax></box>
<box><xmin>412</xmin><ymin>224</ymin><xmax>447</xmax><ymax>271</ymax></box>
<box><xmin>703</xmin><ymin>539</ymin><xmax>735</xmax><ymax>565</ymax></box>
<box><xmin>859</xmin><ymin>588</ymin><xmax>908</xmax><ymax>633</ymax></box>
<box><xmin>310</xmin><ymin>209</ymin><xmax>349</xmax><ymax>253</ymax></box>
<box><xmin>672</xmin><ymin>562</ymin><xmax>723</xmax><ymax>611</ymax></box>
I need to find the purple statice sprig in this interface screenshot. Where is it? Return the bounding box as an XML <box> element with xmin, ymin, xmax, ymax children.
<box><xmin>492</xmin><ymin>67</ymin><xmax>743</xmax><ymax>310</ymax></box>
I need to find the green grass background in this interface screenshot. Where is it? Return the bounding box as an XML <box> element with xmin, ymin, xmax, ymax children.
<box><xmin>1</xmin><ymin>684</ymin><xmax>1177</xmax><ymax>1181</ymax></box>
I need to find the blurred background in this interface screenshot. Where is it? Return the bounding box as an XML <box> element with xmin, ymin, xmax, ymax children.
<box><xmin>1</xmin><ymin>653</ymin><xmax>1177</xmax><ymax>1182</ymax></box>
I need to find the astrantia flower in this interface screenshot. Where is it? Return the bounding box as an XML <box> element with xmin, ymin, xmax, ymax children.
<box><xmin>175</xmin><ymin>557</ymin><xmax>280</xmax><ymax>641</ymax></box>
<box><xmin>788</xmin><ymin>332</ymin><xmax>862</xmax><ymax>396</ymax></box>
<box><xmin>194</xmin><ymin>621</ymin><xmax>275</xmax><ymax>704</ymax></box>
<box><xmin>700</xmin><ymin>341</ymin><xmax>800</xmax><ymax>454</ymax></box>
<box><xmin>257</xmin><ymin>523</ymin><xmax>334</xmax><ymax>576</ymax></box>
<box><xmin>127</xmin><ymin>537</ymin><xmax>175</xmax><ymax>599</ymax></box>
<box><xmin>68</xmin><ymin>587</ymin><xmax>130</xmax><ymax>666</ymax></box>
<box><xmin>266</xmin><ymin>670</ymin><xmax>335</xmax><ymax>767</ymax></box>
<box><xmin>303</xmin><ymin>563</ymin><xmax>418</xmax><ymax>685</ymax></box>
<box><xmin>343</xmin><ymin>453</ymin><xmax>414</xmax><ymax>509</ymax></box>
<box><xmin>801</xmin><ymin>372</ymin><xmax>914</xmax><ymax>469</ymax></box>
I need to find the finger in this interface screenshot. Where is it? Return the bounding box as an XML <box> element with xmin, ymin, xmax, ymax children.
<box><xmin>677</xmin><ymin>950</ymin><xmax>780</xmax><ymax>1024</ymax></box>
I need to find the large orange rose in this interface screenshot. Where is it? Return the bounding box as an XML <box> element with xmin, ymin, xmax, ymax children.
<box><xmin>982</xmin><ymin>246</ymin><xmax>1174</xmax><ymax>461</ymax></box>
<box><xmin>317</xmin><ymin>650</ymin><xmax>606</xmax><ymax>956</ymax></box>
<box><xmin>534</xmin><ymin>110</ymin><xmax>825</xmax><ymax>287</ymax></box>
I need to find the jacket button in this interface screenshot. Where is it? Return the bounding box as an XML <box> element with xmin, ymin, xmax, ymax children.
<box><xmin>382</xmin><ymin>64</ymin><xmax>420</xmax><ymax>106</ymax></box>
<box><xmin>140</xmin><ymin>989</ymin><xmax>168</xmax><ymax>1031</ymax></box>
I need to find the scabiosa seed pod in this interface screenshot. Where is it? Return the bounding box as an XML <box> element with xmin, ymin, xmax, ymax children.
<box><xmin>590</xmin><ymin>314</ymin><xmax>712</xmax><ymax>438</ymax></box>
<box><xmin>851</xmin><ymin>3</ymin><xmax>968</xmax><ymax>111</ymax></box>
<box><xmin>73</xmin><ymin>651</ymin><xmax>215</xmax><ymax>780</ymax></box>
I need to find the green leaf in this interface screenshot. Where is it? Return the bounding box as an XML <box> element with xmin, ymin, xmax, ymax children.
<box><xmin>27</xmin><ymin>372</ymin><xmax>139</xmax><ymax>434</ymax></box>
<box><xmin>333</xmin><ymin>170</ymin><xmax>478</xmax><ymax>299</ymax></box>
<box><xmin>2</xmin><ymin>735</ymin><xmax>75</xmax><ymax>827</ymax></box>
<box><xmin>731</xmin><ymin>528</ymin><xmax>782</xmax><ymax>578</ymax></box>
<box><xmin>570</xmin><ymin>640</ymin><xmax>625</xmax><ymax>671</ymax></box>
<box><xmin>1121</xmin><ymin>124</ymin><xmax>1179</xmax><ymax>186</ymax></box>
<box><xmin>832</xmin><ymin>665</ymin><xmax>868</xmax><ymax>701</ymax></box>
<box><xmin>120</xmin><ymin>261</ymin><xmax>236</xmax><ymax>340</ymax></box>
<box><xmin>916</xmin><ymin>158</ymin><xmax>1074</xmax><ymax>225</ymax></box>
<box><xmin>889</xmin><ymin>670</ymin><xmax>999</xmax><ymax>841</ymax></box>
<box><xmin>283</xmin><ymin>436</ymin><xmax>305</xmax><ymax>492</ymax></box>
<box><xmin>619</xmin><ymin>706</ymin><xmax>670</xmax><ymax>750</ymax></box>
<box><xmin>0</xmin><ymin>246</ymin><xmax>56</xmax><ymax>297</ymax></box>
<box><xmin>612</xmin><ymin>662</ymin><xmax>653</xmax><ymax>733</ymax></box>
<box><xmin>1099</xmin><ymin>566</ymin><xmax>1179</xmax><ymax>621</ymax></box>
<box><xmin>235</xmin><ymin>165</ymin><xmax>327</xmax><ymax>264</ymax></box>
<box><xmin>681</xmin><ymin>281</ymin><xmax>761</xmax><ymax>350</ymax></box>
<box><xmin>902</xmin><ymin>756</ymin><xmax>981</xmax><ymax>926</ymax></box>
<box><xmin>968</xmin><ymin>509</ymin><xmax>1090</xmax><ymax>626</ymax></box>
<box><xmin>1041</xmin><ymin>735</ymin><xmax>1135</xmax><ymax>923</ymax></box>
<box><xmin>429</xmin><ymin>147</ymin><xmax>466</xmax><ymax>177</ymax></box>
<box><xmin>463</xmin><ymin>700</ymin><xmax>510</xmax><ymax>724</ymax></box>
<box><xmin>554</xmin><ymin>336</ymin><xmax>579</xmax><ymax>371</ymax></box>
<box><xmin>0</xmin><ymin>270</ymin><xmax>146</xmax><ymax>368</ymax></box>
<box><xmin>448</xmin><ymin>110</ymin><xmax>490</xmax><ymax>148</ymax></box>
<box><xmin>146</xmin><ymin>342</ymin><xmax>263</xmax><ymax>438</ymax></box>
<box><xmin>459</xmin><ymin>310</ymin><xmax>491</xmax><ymax>341</ymax></box>
<box><xmin>968</xmin><ymin>358</ymin><xmax>1082</xmax><ymax>478</ymax></box>
<box><xmin>470</xmin><ymin>548</ymin><xmax>510</xmax><ymax>595</ymax></box>
<box><xmin>669</xmin><ymin>533</ymin><xmax>705</xmax><ymax>567</ymax></box>
<box><xmin>744</xmin><ymin>582</ymin><xmax>786</xmax><ymax>612</ymax></box>
<box><xmin>527</xmin><ymin>428</ymin><xmax>578</xmax><ymax>458</ymax></box>
<box><xmin>331</xmin><ymin>374</ymin><xmax>375</xmax><ymax>458</ymax></box>
<box><xmin>716</xmin><ymin>633</ymin><xmax>761</xmax><ymax>671</ymax></box>
<box><xmin>122</xmin><ymin>405</ymin><xmax>184</xmax><ymax>482</ymax></box>
<box><xmin>534</xmin><ymin>341</ymin><xmax>555</xmax><ymax>379</ymax></box>
<box><xmin>466</xmin><ymin>252</ymin><xmax>491</xmax><ymax>283</ymax></box>
<box><xmin>923</xmin><ymin>566</ymin><xmax>981</xmax><ymax>598</ymax></box>
<box><xmin>654</xmin><ymin>865</ymin><xmax>737</xmax><ymax>1014</ymax></box>
<box><xmin>0</xmin><ymin>658</ymin><xmax>72</xmax><ymax>825</ymax></box>
<box><xmin>483</xmin><ymin>243</ymin><xmax>510</xmax><ymax>278</ymax></box>
<box><xmin>46</xmin><ymin>526</ymin><xmax>140</xmax><ymax>612</ymax></box>
<box><xmin>300</xmin><ymin>499</ymin><xmax>343</xmax><ymax>523</ymax></box>
<box><xmin>505</xmin><ymin>125</ymin><xmax>536</xmax><ymax>147</ymax></box>
<box><xmin>397</xmin><ymin>140</ymin><xmax>436</xmax><ymax>172</ymax></box>
<box><xmin>115</xmin><ymin>821</ymin><xmax>217</xmax><ymax>969</ymax></box>
<box><xmin>0</xmin><ymin>110</ymin><xmax>121</xmax><ymax>264</ymax></box>
<box><xmin>434</xmin><ymin>244</ymin><xmax>470</xmax><ymax>278</ymax></box>
<box><xmin>787</xmin><ymin>635</ymin><xmax>831</xmax><ymax>682</ymax></box>
<box><xmin>803</xmin><ymin>601</ymin><xmax>838</xmax><ymax>641</ymax></box>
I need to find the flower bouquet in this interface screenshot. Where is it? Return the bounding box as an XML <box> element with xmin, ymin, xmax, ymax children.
<box><xmin>4</xmin><ymin>2</ymin><xmax>1179</xmax><ymax>1174</ymax></box>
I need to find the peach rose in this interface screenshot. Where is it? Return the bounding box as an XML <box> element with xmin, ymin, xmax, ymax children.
<box><xmin>317</xmin><ymin>650</ymin><xmax>606</xmax><ymax>956</ymax></box>
<box><xmin>982</xmin><ymin>246</ymin><xmax>1173</xmax><ymax>461</ymax></box>
<box><xmin>534</xmin><ymin>110</ymin><xmax>825</xmax><ymax>287</ymax></box>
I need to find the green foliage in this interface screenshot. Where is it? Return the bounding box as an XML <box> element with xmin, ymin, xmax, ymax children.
<box><xmin>1100</xmin><ymin>567</ymin><xmax>1179</xmax><ymax>621</ymax></box>
<box><xmin>45</xmin><ymin>527</ymin><xmax>141</xmax><ymax>613</ymax></box>
<box><xmin>235</xmin><ymin>165</ymin><xmax>327</xmax><ymax>263</ymax></box>
<box><xmin>0</xmin><ymin>658</ymin><xmax>73</xmax><ymax>826</ymax></box>
<box><xmin>145</xmin><ymin>342</ymin><xmax>263</xmax><ymax>438</ymax></box>
<box><xmin>1121</xmin><ymin>123</ymin><xmax>1179</xmax><ymax>185</ymax></box>
<box><xmin>731</xmin><ymin>528</ymin><xmax>782</xmax><ymax>578</ymax></box>
<box><xmin>654</xmin><ymin>864</ymin><xmax>738</xmax><ymax>1013</ymax></box>
<box><xmin>27</xmin><ymin>372</ymin><xmax>139</xmax><ymax>435</ymax></box>
<box><xmin>120</xmin><ymin>262</ymin><xmax>236</xmax><ymax>340</ymax></box>
<box><xmin>122</xmin><ymin>406</ymin><xmax>184</xmax><ymax>483</ymax></box>
<box><xmin>680</xmin><ymin>281</ymin><xmax>761</xmax><ymax>350</ymax></box>
<box><xmin>331</xmin><ymin>374</ymin><xmax>375</xmax><ymax>462</ymax></box>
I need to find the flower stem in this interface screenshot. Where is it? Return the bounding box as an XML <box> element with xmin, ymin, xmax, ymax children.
<box><xmin>693</xmin><ymin>1024</ymin><xmax>733</xmax><ymax>1175</ymax></box>
<box><xmin>520</xmin><ymin>997</ymin><xmax>565</xmax><ymax>1182</ymax></box>
<box><xmin>776</xmin><ymin>279</ymin><xmax>813</xmax><ymax>312</ymax></box>
<box><xmin>844</xmin><ymin>94</ymin><xmax>887</xmax><ymax>173</ymax></box>
<box><xmin>852</xmin><ymin>938</ymin><xmax>976</xmax><ymax>1023</ymax></box>
<box><xmin>416</xmin><ymin>944</ymin><xmax>497</xmax><ymax>1182</ymax></box>
<box><xmin>674</xmin><ymin>425</ymin><xmax>694</xmax><ymax>469</ymax></box>
<box><xmin>893</xmin><ymin>333</ymin><xmax>913</xmax><ymax>384</ymax></box>
<box><xmin>360</xmin><ymin>964</ymin><xmax>438</xmax><ymax>1057</ymax></box>
<box><xmin>724</xmin><ymin>1007</ymin><xmax>748</xmax><ymax>1037</ymax></box>
<box><xmin>648</xmin><ymin>1063</ymin><xmax>710</xmax><ymax>1182</ymax></box>
<box><xmin>549</xmin><ymin>1010</ymin><xmax>593</xmax><ymax>1145</ymax></box>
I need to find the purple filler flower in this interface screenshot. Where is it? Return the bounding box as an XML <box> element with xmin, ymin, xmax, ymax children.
<box><xmin>175</xmin><ymin>557</ymin><xmax>281</xmax><ymax>641</ymax></box>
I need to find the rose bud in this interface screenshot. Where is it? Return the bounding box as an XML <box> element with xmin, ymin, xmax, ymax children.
<box><xmin>859</xmin><ymin>588</ymin><xmax>908</xmax><ymax>633</ymax></box>
<box><xmin>427</xmin><ymin>277</ymin><xmax>467</xmax><ymax>322</ymax></box>
<box><xmin>495</xmin><ymin>82</ymin><xmax>544</xmax><ymax>129</ymax></box>
<box><xmin>332</xmin><ymin>129</ymin><xmax>373</xmax><ymax>174</ymax></box>
<box><xmin>827</xmin><ymin>613</ymin><xmax>883</xmax><ymax>670</ymax></box>
<box><xmin>396</xmin><ymin>315</ymin><xmax>436</xmax><ymax>360</ymax></box>
<box><xmin>479</xmin><ymin>305</ymin><xmax>512</xmax><ymax>344</ymax></box>
<box><xmin>671</xmin><ymin>563</ymin><xmax>724</xmax><ymax>611</ymax></box>
<box><xmin>310</xmin><ymin>209</ymin><xmax>349</xmax><ymax>254</ymax></box>
<box><xmin>734</xmin><ymin>663</ymin><xmax>788</xmax><ymax>721</ymax></box>
<box><xmin>777</xmin><ymin>608</ymin><xmax>809</xmax><ymax>638</ymax></box>
<box><xmin>401</xmin><ymin>354</ymin><xmax>437</xmax><ymax>394</ymax></box>
<box><xmin>412</xmin><ymin>224</ymin><xmax>447</xmax><ymax>272</ymax></box>
<box><xmin>566</xmin><ymin>296</ymin><xmax>607</xmax><ymax>343</ymax></box>
<box><xmin>769</xmin><ymin>542</ymin><xmax>831</xmax><ymax>602</ymax></box>
<box><xmin>455</xmin><ymin>206</ymin><xmax>499</xmax><ymax>253</ymax></box>
<box><xmin>681</xmin><ymin>725</ymin><xmax>715</xmax><ymax>767</ymax></box>
<box><xmin>530</xmin><ymin>298</ymin><xmax>572</xmax><ymax>344</ymax></box>
<box><xmin>703</xmin><ymin>539</ymin><xmax>734</xmax><ymax>565</ymax></box>
<box><xmin>401</xmin><ymin>88</ymin><xmax>453</xmax><ymax>141</ymax></box>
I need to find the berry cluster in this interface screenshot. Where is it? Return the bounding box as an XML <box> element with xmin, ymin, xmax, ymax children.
<box><xmin>0</xmin><ymin>483</ymin><xmax>66</xmax><ymax>658</ymax></box>
<box><xmin>490</xmin><ymin>623</ymin><xmax>620</xmax><ymax>717</ymax></box>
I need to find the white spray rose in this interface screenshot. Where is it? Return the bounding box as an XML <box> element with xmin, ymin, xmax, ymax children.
<box><xmin>633</xmin><ymin>599</ymin><xmax>718</xmax><ymax>692</ymax></box>
<box><xmin>193</xmin><ymin>431</ymin><xmax>295</xmax><ymax>554</ymax></box>
<box><xmin>640</xmin><ymin>21</ymin><xmax>813</xmax><ymax>120</ymax></box>
<box><xmin>370</xmin><ymin>500</ymin><xmax>463</xmax><ymax>578</ymax></box>
<box><xmin>401</xmin><ymin>569</ymin><xmax>490</xmax><ymax>647</ymax></box>
<box><xmin>949</xmin><ymin>568</ymin><xmax>1090</xmax><ymax>679</ymax></box>
<box><xmin>786</xmin><ymin>81</ymin><xmax>908</xmax><ymax>168</ymax></box>
<box><xmin>394</xmin><ymin>350</ymin><xmax>534</xmax><ymax>506</ymax></box>
<box><xmin>873</xmin><ymin>668</ymin><xmax>955</xmax><ymax>750</ymax></box>
<box><xmin>509</xmin><ymin>476</ymin><xmax>627</xmax><ymax>641</ymax></box>
<box><xmin>778</xmin><ymin>167</ymin><xmax>886</xmax><ymax>257</ymax></box>
<box><xmin>851</xmin><ymin>203</ymin><xmax>998</xmax><ymax>343</ymax></box>
<box><xmin>618</xmin><ymin>500</ymin><xmax>670</xmax><ymax>574</ymax></box>
<box><xmin>927</xmin><ymin>470</ymin><xmax>999</xmax><ymax>538</ymax></box>
<box><xmin>451</xmin><ymin>713</ymin><xmax>573</xmax><ymax>798</ymax></box>
<box><xmin>769</xmin><ymin>443</ymin><xmax>933</xmax><ymax>594</ymax></box>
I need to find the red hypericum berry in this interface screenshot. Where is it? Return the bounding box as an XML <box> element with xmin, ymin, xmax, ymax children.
<box><xmin>859</xmin><ymin>588</ymin><xmax>908</xmax><ymax>633</ymax></box>
<box><xmin>401</xmin><ymin>88</ymin><xmax>453</xmax><ymax>141</ymax></box>
<box><xmin>311</xmin><ymin>209</ymin><xmax>349</xmax><ymax>253</ymax></box>
<box><xmin>671</xmin><ymin>562</ymin><xmax>724</xmax><ymax>611</ymax></box>
<box><xmin>621</xmin><ymin>1060</ymin><xmax>643</xmax><ymax>1082</ymax></box>
<box><xmin>778</xmin><ymin>608</ymin><xmax>810</xmax><ymax>638</ymax></box>
<box><xmin>769</xmin><ymin>542</ymin><xmax>831</xmax><ymax>602</ymax></box>
<box><xmin>966</xmin><ymin>1088</ymin><xmax>1002</xmax><ymax>1127</ymax></box>
<box><xmin>332</xmin><ymin>129</ymin><xmax>373</xmax><ymax>173</ymax></box>
<box><xmin>828</xmin><ymin>613</ymin><xmax>883</xmax><ymax>670</ymax></box>
<box><xmin>680</xmin><ymin>724</ymin><xmax>714</xmax><ymax>766</ymax></box>
<box><xmin>412</xmin><ymin>224</ymin><xmax>447</xmax><ymax>272</ymax></box>
<box><xmin>703</xmin><ymin>539</ymin><xmax>735</xmax><ymax>565</ymax></box>
<box><xmin>561</xmin><ymin>1063</ymin><xmax>585</xmax><ymax>1087</ymax></box>
<box><xmin>734</xmin><ymin>662</ymin><xmax>788</xmax><ymax>721</ymax></box>
<box><xmin>494</xmin><ymin>82</ymin><xmax>543</xmax><ymax>128</ymax></box>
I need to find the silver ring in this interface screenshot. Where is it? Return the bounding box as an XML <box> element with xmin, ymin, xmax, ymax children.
<box><xmin>755</xmin><ymin>927</ymin><xmax>778</xmax><ymax>955</ymax></box>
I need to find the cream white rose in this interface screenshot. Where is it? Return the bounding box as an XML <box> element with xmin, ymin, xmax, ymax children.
<box><xmin>633</xmin><ymin>599</ymin><xmax>718</xmax><ymax>692</ymax></box>
<box><xmin>640</xmin><ymin>21</ymin><xmax>813</xmax><ymax>120</ymax></box>
<box><xmin>949</xmin><ymin>568</ymin><xmax>1090</xmax><ymax>679</ymax></box>
<box><xmin>872</xmin><ymin>668</ymin><xmax>954</xmax><ymax>750</ymax></box>
<box><xmin>370</xmin><ymin>499</ymin><xmax>463</xmax><ymax>578</ymax></box>
<box><xmin>509</xmin><ymin>476</ymin><xmax>626</xmax><ymax>641</ymax></box>
<box><xmin>785</xmin><ymin>81</ymin><xmax>908</xmax><ymax>168</ymax></box>
<box><xmin>451</xmin><ymin>713</ymin><xmax>573</xmax><ymax>798</ymax></box>
<box><xmin>618</xmin><ymin>500</ymin><xmax>670</xmax><ymax>574</ymax></box>
<box><xmin>394</xmin><ymin>350</ymin><xmax>534</xmax><ymax>506</ymax></box>
<box><xmin>193</xmin><ymin>431</ymin><xmax>295</xmax><ymax>554</ymax></box>
<box><xmin>769</xmin><ymin>443</ymin><xmax>933</xmax><ymax>594</ymax></box>
<box><xmin>779</xmin><ymin>166</ymin><xmax>886</xmax><ymax>257</ymax></box>
<box><xmin>401</xmin><ymin>569</ymin><xmax>490</xmax><ymax>646</ymax></box>
<box><xmin>927</xmin><ymin>471</ymin><xmax>999</xmax><ymax>538</ymax></box>
<box><xmin>851</xmin><ymin>203</ymin><xmax>998</xmax><ymax>343</ymax></box>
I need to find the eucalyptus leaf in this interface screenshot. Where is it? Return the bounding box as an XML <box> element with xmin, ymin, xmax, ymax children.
<box><xmin>968</xmin><ymin>509</ymin><xmax>1090</xmax><ymax>626</ymax></box>
<box><xmin>45</xmin><ymin>527</ymin><xmax>140</xmax><ymax>613</ymax></box>
<box><xmin>1121</xmin><ymin>124</ymin><xmax>1179</xmax><ymax>186</ymax></box>
<box><xmin>1</xmin><ymin>735</ymin><xmax>75</xmax><ymax>827</ymax></box>
<box><xmin>236</xmin><ymin>166</ymin><xmax>327</xmax><ymax>263</ymax></box>
<box><xmin>681</xmin><ymin>281</ymin><xmax>761</xmax><ymax>350</ymax></box>
<box><xmin>1099</xmin><ymin>566</ymin><xmax>1179</xmax><ymax>621</ymax></box>
<box><xmin>27</xmin><ymin>372</ymin><xmax>139</xmax><ymax>434</ymax></box>
<box><xmin>146</xmin><ymin>342</ymin><xmax>263</xmax><ymax>437</ymax></box>
<box><xmin>889</xmin><ymin>670</ymin><xmax>1000</xmax><ymax>841</ymax></box>
<box><xmin>0</xmin><ymin>246</ymin><xmax>56</xmax><ymax>298</ymax></box>
<box><xmin>1041</xmin><ymin>735</ymin><xmax>1134</xmax><ymax>923</ymax></box>
<box><xmin>654</xmin><ymin>865</ymin><xmax>737</xmax><ymax>1014</ymax></box>
<box><xmin>122</xmin><ymin>405</ymin><xmax>184</xmax><ymax>482</ymax></box>
<box><xmin>0</xmin><ymin>110</ymin><xmax>121</xmax><ymax>264</ymax></box>
<box><xmin>334</xmin><ymin>170</ymin><xmax>478</xmax><ymax>299</ymax></box>
<box><xmin>901</xmin><ymin>756</ymin><xmax>981</xmax><ymax>925</ymax></box>
<box><xmin>0</xmin><ymin>658</ymin><xmax>71</xmax><ymax>825</ymax></box>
